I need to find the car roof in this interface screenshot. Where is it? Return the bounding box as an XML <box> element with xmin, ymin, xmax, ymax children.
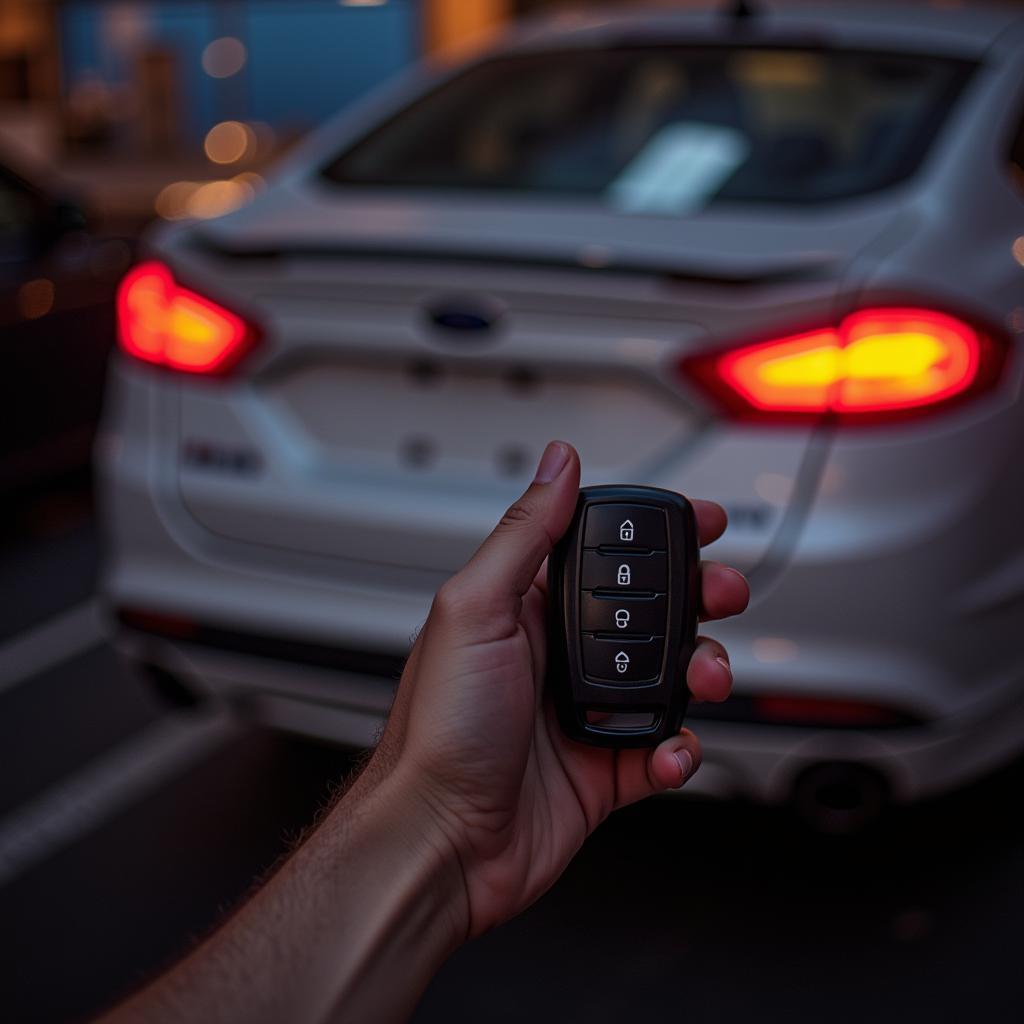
<box><xmin>502</xmin><ymin>2</ymin><xmax>1024</xmax><ymax>61</ymax></box>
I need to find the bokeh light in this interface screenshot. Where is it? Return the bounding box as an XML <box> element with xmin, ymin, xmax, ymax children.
<box><xmin>155</xmin><ymin>173</ymin><xmax>263</xmax><ymax>221</ymax></box>
<box><xmin>201</xmin><ymin>36</ymin><xmax>247</xmax><ymax>79</ymax></box>
<box><xmin>155</xmin><ymin>180</ymin><xmax>201</xmax><ymax>220</ymax></box>
<box><xmin>232</xmin><ymin>171</ymin><xmax>266</xmax><ymax>194</ymax></box>
<box><xmin>17</xmin><ymin>278</ymin><xmax>55</xmax><ymax>319</ymax></box>
<box><xmin>204</xmin><ymin>121</ymin><xmax>255</xmax><ymax>165</ymax></box>
<box><xmin>187</xmin><ymin>179</ymin><xmax>249</xmax><ymax>219</ymax></box>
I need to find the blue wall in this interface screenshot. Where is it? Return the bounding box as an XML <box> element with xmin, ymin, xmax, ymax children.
<box><xmin>59</xmin><ymin>1</ymin><xmax>419</xmax><ymax>143</ymax></box>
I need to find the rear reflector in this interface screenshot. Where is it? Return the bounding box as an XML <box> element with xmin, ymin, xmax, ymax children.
<box><xmin>683</xmin><ymin>307</ymin><xmax>1002</xmax><ymax>421</ymax></box>
<box><xmin>117</xmin><ymin>607</ymin><xmax>199</xmax><ymax>639</ymax></box>
<box><xmin>686</xmin><ymin>692</ymin><xmax>922</xmax><ymax>729</ymax></box>
<box><xmin>117</xmin><ymin>261</ymin><xmax>257</xmax><ymax>374</ymax></box>
<box><xmin>752</xmin><ymin>695</ymin><xmax>911</xmax><ymax>728</ymax></box>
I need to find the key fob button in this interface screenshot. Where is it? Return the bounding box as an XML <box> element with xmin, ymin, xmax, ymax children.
<box><xmin>580</xmin><ymin>593</ymin><xmax>667</xmax><ymax>636</ymax></box>
<box><xmin>581</xmin><ymin>551</ymin><xmax>667</xmax><ymax>592</ymax></box>
<box><xmin>582</xmin><ymin>636</ymin><xmax>664</xmax><ymax>685</ymax></box>
<box><xmin>583</xmin><ymin>505</ymin><xmax>667</xmax><ymax>550</ymax></box>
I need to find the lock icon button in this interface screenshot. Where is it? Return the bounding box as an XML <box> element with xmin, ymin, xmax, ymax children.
<box><xmin>580</xmin><ymin>551</ymin><xmax>667</xmax><ymax>592</ymax></box>
<box><xmin>615</xmin><ymin>608</ymin><xmax>630</xmax><ymax>629</ymax></box>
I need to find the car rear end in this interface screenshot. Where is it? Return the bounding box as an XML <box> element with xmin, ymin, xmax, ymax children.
<box><xmin>98</xmin><ymin>5</ymin><xmax>1024</xmax><ymax>824</ymax></box>
<box><xmin>101</xmin><ymin>210</ymin><xmax>834</xmax><ymax>742</ymax></box>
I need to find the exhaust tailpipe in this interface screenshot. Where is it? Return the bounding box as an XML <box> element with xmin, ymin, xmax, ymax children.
<box><xmin>791</xmin><ymin>762</ymin><xmax>890</xmax><ymax>834</ymax></box>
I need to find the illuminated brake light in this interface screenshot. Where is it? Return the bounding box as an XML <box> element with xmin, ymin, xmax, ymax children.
<box><xmin>117</xmin><ymin>261</ymin><xmax>256</xmax><ymax>374</ymax></box>
<box><xmin>683</xmin><ymin>307</ymin><xmax>1001</xmax><ymax>421</ymax></box>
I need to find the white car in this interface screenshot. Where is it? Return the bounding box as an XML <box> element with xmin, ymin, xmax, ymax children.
<box><xmin>99</xmin><ymin>3</ymin><xmax>1024</xmax><ymax>829</ymax></box>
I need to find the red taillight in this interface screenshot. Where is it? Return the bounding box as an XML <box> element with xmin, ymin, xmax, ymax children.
<box><xmin>117</xmin><ymin>261</ymin><xmax>257</xmax><ymax>374</ymax></box>
<box><xmin>682</xmin><ymin>307</ymin><xmax>1003</xmax><ymax>422</ymax></box>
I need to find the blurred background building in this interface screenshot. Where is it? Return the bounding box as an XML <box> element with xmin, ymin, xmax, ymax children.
<box><xmin>0</xmin><ymin>0</ymin><xmax>724</xmax><ymax>230</ymax></box>
<box><xmin>4</xmin><ymin>0</ymin><xmax>1016</xmax><ymax>231</ymax></box>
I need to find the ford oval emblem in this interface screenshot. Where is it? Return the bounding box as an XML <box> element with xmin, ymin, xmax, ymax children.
<box><xmin>426</xmin><ymin>297</ymin><xmax>503</xmax><ymax>337</ymax></box>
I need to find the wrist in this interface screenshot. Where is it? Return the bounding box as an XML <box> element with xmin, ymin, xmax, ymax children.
<box><xmin>325</xmin><ymin>763</ymin><xmax>471</xmax><ymax>954</ymax></box>
<box><xmin>242</xmin><ymin>766</ymin><xmax>473</xmax><ymax>1022</ymax></box>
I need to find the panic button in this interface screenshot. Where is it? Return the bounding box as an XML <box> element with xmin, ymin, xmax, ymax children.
<box><xmin>583</xmin><ymin>505</ymin><xmax>667</xmax><ymax>550</ymax></box>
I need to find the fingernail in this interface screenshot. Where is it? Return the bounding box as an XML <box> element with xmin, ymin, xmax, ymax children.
<box><xmin>672</xmin><ymin>749</ymin><xmax>694</xmax><ymax>787</ymax></box>
<box><xmin>533</xmin><ymin>441</ymin><xmax>570</xmax><ymax>484</ymax></box>
<box><xmin>715</xmin><ymin>655</ymin><xmax>731</xmax><ymax>674</ymax></box>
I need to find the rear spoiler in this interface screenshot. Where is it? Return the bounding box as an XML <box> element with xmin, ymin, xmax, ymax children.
<box><xmin>190</xmin><ymin>234</ymin><xmax>837</xmax><ymax>289</ymax></box>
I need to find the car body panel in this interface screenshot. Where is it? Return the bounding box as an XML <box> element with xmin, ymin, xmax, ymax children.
<box><xmin>100</xmin><ymin>3</ymin><xmax>1024</xmax><ymax>813</ymax></box>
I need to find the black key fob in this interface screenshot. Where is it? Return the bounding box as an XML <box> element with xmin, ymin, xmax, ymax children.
<box><xmin>546</xmin><ymin>485</ymin><xmax>700</xmax><ymax>748</ymax></box>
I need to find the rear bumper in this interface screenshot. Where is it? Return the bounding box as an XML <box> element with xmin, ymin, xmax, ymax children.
<box><xmin>96</xmin><ymin>353</ymin><xmax>1024</xmax><ymax>809</ymax></box>
<box><xmin>110</xmin><ymin>616</ymin><xmax>1024</xmax><ymax>807</ymax></box>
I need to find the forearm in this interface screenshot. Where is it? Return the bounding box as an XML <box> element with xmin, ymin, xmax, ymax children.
<box><xmin>101</xmin><ymin>772</ymin><xmax>468</xmax><ymax>1024</ymax></box>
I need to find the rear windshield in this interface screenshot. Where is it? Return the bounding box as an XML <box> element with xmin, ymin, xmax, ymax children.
<box><xmin>322</xmin><ymin>46</ymin><xmax>973</xmax><ymax>210</ymax></box>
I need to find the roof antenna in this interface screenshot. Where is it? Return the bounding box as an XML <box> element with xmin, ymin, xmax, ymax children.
<box><xmin>728</xmin><ymin>0</ymin><xmax>757</xmax><ymax>21</ymax></box>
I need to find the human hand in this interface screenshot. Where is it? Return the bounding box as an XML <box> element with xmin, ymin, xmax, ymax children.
<box><xmin>102</xmin><ymin>443</ymin><xmax>750</xmax><ymax>1024</ymax></box>
<box><xmin>351</xmin><ymin>441</ymin><xmax>748</xmax><ymax>941</ymax></box>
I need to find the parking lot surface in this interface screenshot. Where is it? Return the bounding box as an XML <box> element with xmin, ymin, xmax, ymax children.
<box><xmin>2</xmin><ymin>480</ymin><xmax>1022</xmax><ymax>1024</ymax></box>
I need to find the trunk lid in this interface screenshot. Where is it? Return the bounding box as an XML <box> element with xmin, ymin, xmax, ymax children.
<box><xmin>165</xmin><ymin>191</ymin><xmax>906</xmax><ymax>573</ymax></box>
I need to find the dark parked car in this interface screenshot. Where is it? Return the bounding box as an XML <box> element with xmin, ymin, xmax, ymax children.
<box><xmin>1</xmin><ymin>154</ymin><xmax>131</xmax><ymax>492</ymax></box>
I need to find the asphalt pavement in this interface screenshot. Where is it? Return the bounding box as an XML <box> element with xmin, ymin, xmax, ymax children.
<box><xmin>1</xmin><ymin>476</ymin><xmax>1023</xmax><ymax>1024</ymax></box>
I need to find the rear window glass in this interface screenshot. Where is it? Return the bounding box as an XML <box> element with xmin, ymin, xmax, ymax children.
<box><xmin>322</xmin><ymin>46</ymin><xmax>973</xmax><ymax>210</ymax></box>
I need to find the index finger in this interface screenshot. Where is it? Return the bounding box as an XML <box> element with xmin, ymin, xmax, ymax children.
<box><xmin>693</xmin><ymin>499</ymin><xmax>727</xmax><ymax>547</ymax></box>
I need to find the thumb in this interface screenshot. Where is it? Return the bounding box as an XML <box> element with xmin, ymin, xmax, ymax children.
<box><xmin>438</xmin><ymin>441</ymin><xmax>580</xmax><ymax>633</ymax></box>
<box><xmin>612</xmin><ymin>729</ymin><xmax>702</xmax><ymax>810</ymax></box>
